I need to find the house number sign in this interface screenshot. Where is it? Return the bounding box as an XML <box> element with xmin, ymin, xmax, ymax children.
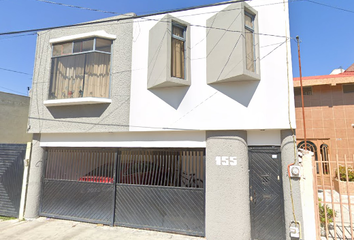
<box><xmin>215</xmin><ymin>156</ymin><xmax>237</xmax><ymax>166</ymax></box>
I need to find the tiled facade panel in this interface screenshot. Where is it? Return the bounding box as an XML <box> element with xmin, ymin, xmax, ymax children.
<box><xmin>295</xmin><ymin>84</ymin><xmax>354</xmax><ymax>161</ymax></box>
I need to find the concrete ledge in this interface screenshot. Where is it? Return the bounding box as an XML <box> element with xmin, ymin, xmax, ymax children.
<box><xmin>44</xmin><ymin>98</ymin><xmax>112</xmax><ymax>107</ymax></box>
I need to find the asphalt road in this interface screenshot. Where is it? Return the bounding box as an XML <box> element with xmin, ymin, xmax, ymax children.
<box><xmin>0</xmin><ymin>217</ymin><xmax>204</xmax><ymax>240</ymax></box>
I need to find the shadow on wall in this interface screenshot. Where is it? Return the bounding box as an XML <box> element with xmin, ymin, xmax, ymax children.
<box><xmin>149</xmin><ymin>86</ymin><xmax>189</xmax><ymax>109</ymax></box>
<box><xmin>209</xmin><ymin>81</ymin><xmax>260</xmax><ymax>107</ymax></box>
<box><xmin>48</xmin><ymin>104</ymin><xmax>110</xmax><ymax>118</ymax></box>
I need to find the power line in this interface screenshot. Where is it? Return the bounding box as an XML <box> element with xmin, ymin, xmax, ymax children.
<box><xmin>0</xmin><ymin>86</ymin><xmax>27</xmax><ymax>96</ymax></box>
<box><xmin>0</xmin><ymin>0</ymin><xmax>294</xmax><ymax>39</ymax></box>
<box><xmin>36</xmin><ymin>0</ymin><xmax>120</xmax><ymax>15</ymax></box>
<box><xmin>36</xmin><ymin>0</ymin><xmax>249</xmax><ymax>17</ymax></box>
<box><xmin>0</xmin><ymin>33</ymin><xmax>36</xmax><ymax>41</ymax></box>
<box><xmin>261</xmin><ymin>39</ymin><xmax>288</xmax><ymax>60</ymax></box>
<box><xmin>0</xmin><ymin>67</ymin><xmax>32</xmax><ymax>75</ymax></box>
<box><xmin>305</xmin><ymin>0</ymin><xmax>354</xmax><ymax>14</ymax></box>
<box><xmin>37</xmin><ymin>0</ymin><xmax>303</xmax><ymax>17</ymax></box>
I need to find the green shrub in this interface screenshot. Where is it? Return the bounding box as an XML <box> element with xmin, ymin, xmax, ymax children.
<box><xmin>318</xmin><ymin>198</ymin><xmax>336</xmax><ymax>228</ymax></box>
<box><xmin>336</xmin><ymin>165</ymin><xmax>354</xmax><ymax>182</ymax></box>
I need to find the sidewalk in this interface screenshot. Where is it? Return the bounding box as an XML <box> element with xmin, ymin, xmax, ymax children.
<box><xmin>0</xmin><ymin>217</ymin><xmax>205</xmax><ymax>240</ymax></box>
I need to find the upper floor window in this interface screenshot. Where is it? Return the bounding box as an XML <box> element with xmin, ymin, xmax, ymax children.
<box><xmin>245</xmin><ymin>11</ymin><xmax>255</xmax><ymax>72</ymax></box>
<box><xmin>147</xmin><ymin>15</ymin><xmax>191</xmax><ymax>89</ymax></box>
<box><xmin>171</xmin><ymin>23</ymin><xmax>186</xmax><ymax>79</ymax></box>
<box><xmin>206</xmin><ymin>3</ymin><xmax>260</xmax><ymax>84</ymax></box>
<box><xmin>343</xmin><ymin>84</ymin><xmax>354</xmax><ymax>93</ymax></box>
<box><xmin>49</xmin><ymin>38</ymin><xmax>112</xmax><ymax>100</ymax></box>
<box><xmin>294</xmin><ymin>86</ymin><xmax>312</xmax><ymax>96</ymax></box>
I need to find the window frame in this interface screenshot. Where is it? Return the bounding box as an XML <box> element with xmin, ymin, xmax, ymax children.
<box><xmin>294</xmin><ymin>86</ymin><xmax>313</xmax><ymax>96</ymax></box>
<box><xmin>171</xmin><ymin>22</ymin><xmax>187</xmax><ymax>80</ymax></box>
<box><xmin>51</xmin><ymin>38</ymin><xmax>112</xmax><ymax>58</ymax></box>
<box><xmin>343</xmin><ymin>84</ymin><xmax>354</xmax><ymax>93</ymax></box>
<box><xmin>244</xmin><ymin>11</ymin><xmax>256</xmax><ymax>72</ymax></box>
<box><xmin>47</xmin><ymin>37</ymin><xmax>113</xmax><ymax>104</ymax></box>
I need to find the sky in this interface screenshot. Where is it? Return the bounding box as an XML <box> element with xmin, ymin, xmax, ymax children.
<box><xmin>0</xmin><ymin>0</ymin><xmax>353</xmax><ymax>96</ymax></box>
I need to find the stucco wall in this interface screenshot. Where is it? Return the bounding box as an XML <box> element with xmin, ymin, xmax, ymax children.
<box><xmin>24</xmin><ymin>134</ymin><xmax>45</xmax><ymax>218</ymax></box>
<box><xmin>0</xmin><ymin>92</ymin><xmax>32</xmax><ymax>143</ymax></box>
<box><xmin>281</xmin><ymin>130</ymin><xmax>304</xmax><ymax>239</ymax></box>
<box><xmin>28</xmin><ymin>14</ymin><xmax>134</xmax><ymax>134</ymax></box>
<box><xmin>205</xmin><ymin>130</ymin><xmax>250</xmax><ymax>240</ymax></box>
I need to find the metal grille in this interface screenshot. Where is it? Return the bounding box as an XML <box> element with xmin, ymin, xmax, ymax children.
<box><xmin>45</xmin><ymin>148</ymin><xmax>116</xmax><ymax>183</ymax></box>
<box><xmin>0</xmin><ymin>144</ymin><xmax>26</xmax><ymax>217</ymax></box>
<box><xmin>249</xmin><ymin>147</ymin><xmax>286</xmax><ymax>240</ymax></box>
<box><xmin>117</xmin><ymin>149</ymin><xmax>204</xmax><ymax>188</ymax></box>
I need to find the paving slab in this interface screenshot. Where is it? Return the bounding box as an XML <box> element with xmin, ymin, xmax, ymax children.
<box><xmin>0</xmin><ymin>218</ymin><xmax>205</xmax><ymax>240</ymax></box>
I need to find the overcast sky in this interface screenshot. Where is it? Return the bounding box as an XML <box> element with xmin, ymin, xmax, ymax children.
<box><xmin>0</xmin><ymin>0</ymin><xmax>353</xmax><ymax>96</ymax></box>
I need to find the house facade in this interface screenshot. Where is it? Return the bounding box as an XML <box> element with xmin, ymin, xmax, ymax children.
<box><xmin>294</xmin><ymin>65</ymin><xmax>354</xmax><ymax>187</ymax></box>
<box><xmin>25</xmin><ymin>1</ymin><xmax>303</xmax><ymax>239</ymax></box>
<box><xmin>0</xmin><ymin>92</ymin><xmax>31</xmax><ymax>218</ymax></box>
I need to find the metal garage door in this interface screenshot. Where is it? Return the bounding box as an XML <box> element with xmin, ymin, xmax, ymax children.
<box><xmin>0</xmin><ymin>144</ymin><xmax>26</xmax><ymax>217</ymax></box>
<box><xmin>40</xmin><ymin>148</ymin><xmax>117</xmax><ymax>224</ymax></box>
<box><xmin>40</xmin><ymin>148</ymin><xmax>205</xmax><ymax>236</ymax></box>
<box><xmin>114</xmin><ymin>149</ymin><xmax>205</xmax><ymax>236</ymax></box>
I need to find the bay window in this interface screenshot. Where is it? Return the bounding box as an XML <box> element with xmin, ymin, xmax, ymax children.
<box><xmin>49</xmin><ymin>38</ymin><xmax>112</xmax><ymax>100</ymax></box>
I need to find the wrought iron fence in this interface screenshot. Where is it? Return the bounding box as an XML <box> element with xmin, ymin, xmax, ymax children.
<box><xmin>118</xmin><ymin>149</ymin><xmax>204</xmax><ymax>188</ymax></box>
<box><xmin>315</xmin><ymin>154</ymin><xmax>354</xmax><ymax>239</ymax></box>
<box><xmin>45</xmin><ymin>148</ymin><xmax>116</xmax><ymax>183</ymax></box>
<box><xmin>45</xmin><ymin>148</ymin><xmax>204</xmax><ymax>188</ymax></box>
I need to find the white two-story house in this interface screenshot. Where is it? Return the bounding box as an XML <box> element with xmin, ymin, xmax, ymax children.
<box><xmin>25</xmin><ymin>1</ymin><xmax>303</xmax><ymax>239</ymax></box>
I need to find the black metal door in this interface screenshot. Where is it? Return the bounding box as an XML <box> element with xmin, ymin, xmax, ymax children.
<box><xmin>0</xmin><ymin>144</ymin><xmax>26</xmax><ymax>217</ymax></box>
<box><xmin>249</xmin><ymin>146</ymin><xmax>285</xmax><ymax>240</ymax></box>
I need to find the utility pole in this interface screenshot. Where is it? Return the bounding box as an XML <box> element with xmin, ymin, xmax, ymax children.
<box><xmin>296</xmin><ymin>36</ymin><xmax>307</xmax><ymax>150</ymax></box>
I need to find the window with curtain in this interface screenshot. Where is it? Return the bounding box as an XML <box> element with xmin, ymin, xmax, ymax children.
<box><xmin>49</xmin><ymin>38</ymin><xmax>112</xmax><ymax>100</ymax></box>
<box><xmin>171</xmin><ymin>23</ymin><xmax>186</xmax><ymax>79</ymax></box>
<box><xmin>245</xmin><ymin>11</ymin><xmax>255</xmax><ymax>72</ymax></box>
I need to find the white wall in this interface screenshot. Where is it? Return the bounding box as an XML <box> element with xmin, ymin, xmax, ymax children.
<box><xmin>129</xmin><ymin>0</ymin><xmax>295</xmax><ymax>132</ymax></box>
<box><xmin>40</xmin><ymin>131</ymin><xmax>206</xmax><ymax>148</ymax></box>
<box><xmin>247</xmin><ymin>130</ymin><xmax>281</xmax><ymax>146</ymax></box>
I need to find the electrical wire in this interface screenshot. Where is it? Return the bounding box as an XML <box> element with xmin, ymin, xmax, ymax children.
<box><xmin>0</xmin><ymin>67</ymin><xmax>32</xmax><ymax>75</ymax></box>
<box><xmin>0</xmin><ymin>33</ymin><xmax>36</xmax><ymax>41</ymax></box>
<box><xmin>0</xmin><ymin>0</ymin><xmax>297</xmax><ymax>39</ymax></box>
<box><xmin>0</xmin><ymin>86</ymin><xmax>27</xmax><ymax>96</ymax></box>
<box><xmin>305</xmin><ymin>0</ymin><xmax>354</xmax><ymax>14</ymax></box>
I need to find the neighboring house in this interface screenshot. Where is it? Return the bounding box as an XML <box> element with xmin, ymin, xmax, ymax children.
<box><xmin>294</xmin><ymin>65</ymin><xmax>354</xmax><ymax>186</ymax></box>
<box><xmin>0</xmin><ymin>91</ymin><xmax>32</xmax><ymax>144</ymax></box>
<box><xmin>0</xmin><ymin>92</ymin><xmax>31</xmax><ymax>218</ymax></box>
<box><xmin>25</xmin><ymin>1</ymin><xmax>302</xmax><ymax>240</ymax></box>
